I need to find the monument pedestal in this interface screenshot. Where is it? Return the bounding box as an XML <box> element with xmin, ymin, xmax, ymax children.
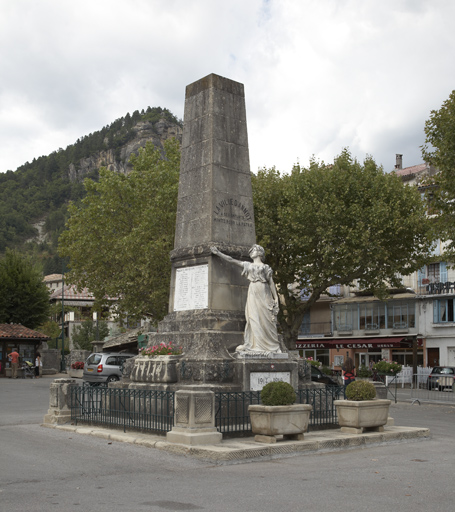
<box><xmin>231</xmin><ymin>355</ymin><xmax>299</xmax><ymax>391</ymax></box>
<box><xmin>166</xmin><ymin>387</ymin><xmax>222</xmax><ymax>446</ymax></box>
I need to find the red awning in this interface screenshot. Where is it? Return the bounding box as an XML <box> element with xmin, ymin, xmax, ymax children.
<box><xmin>296</xmin><ymin>337</ymin><xmax>406</xmax><ymax>350</ymax></box>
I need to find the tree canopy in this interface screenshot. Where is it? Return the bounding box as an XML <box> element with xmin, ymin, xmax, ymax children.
<box><xmin>72</xmin><ymin>320</ymin><xmax>110</xmax><ymax>351</ymax></box>
<box><xmin>422</xmin><ymin>90</ymin><xmax>455</xmax><ymax>254</ymax></box>
<box><xmin>0</xmin><ymin>250</ymin><xmax>51</xmax><ymax>329</ymax></box>
<box><xmin>58</xmin><ymin>139</ymin><xmax>180</xmax><ymax>324</ymax></box>
<box><xmin>253</xmin><ymin>149</ymin><xmax>435</xmax><ymax>346</ymax></box>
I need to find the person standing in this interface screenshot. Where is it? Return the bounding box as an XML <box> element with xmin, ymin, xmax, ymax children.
<box><xmin>342</xmin><ymin>355</ymin><xmax>356</xmax><ymax>397</ymax></box>
<box><xmin>8</xmin><ymin>349</ymin><xmax>20</xmax><ymax>379</ymax></box>
<box><xmin>35</xmin><ymin>352</ymin><xmax>42</xmax><ymax>378</ymax></box>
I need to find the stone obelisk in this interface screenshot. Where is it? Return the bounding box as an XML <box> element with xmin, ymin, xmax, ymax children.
<box><xmin>129</xmin><ymin>74</ymin><xmax>301</xmax><ymax>391</ymax></box>
<box><xmin>158</xmin><ymin>74</ymin><xmax>256</xmax><ymax>365</ymax></box>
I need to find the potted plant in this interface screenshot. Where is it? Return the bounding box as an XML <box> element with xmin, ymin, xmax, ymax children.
<box><xmin>334</xmin><ymin>380</ymin><xmax>391</xmax><ymax>434</ymax></box>
<box><xmin>68</xmin><ymin>361</ymin><xmax>84</xmax><ymax>378</ymax></box>
<box><xmin>248</xmin><ymin>381</ymin><xmax>312</xmax><ymax>443</ymax></box>
<box><xmin>131</xmin><ymin>341</ymin><xmax>182</xmax><ymax>383</ymax></box>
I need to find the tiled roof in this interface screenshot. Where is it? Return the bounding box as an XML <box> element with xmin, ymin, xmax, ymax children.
<box><xmin>49</xmin><ymin>285</ymin><xmax>117</xmax><ymax>302</ymax></box>
<box><xmin>43</xmin><ymin>274</ymin><xmax>63</xmax><ymax>283</ymax></box>
<box><xmin>50</xmin><ymin>285</ymin><xmax>95</xmax><ymax>301</ymax></box>
<box><xmin>102</xmin><ymin>327</ymin><xmax>141</xmax><ymax>350</ymax></box>
<box><xmin>394</xmin><ymin>163</ymin><xmax>428</xmax><ymax>177</ymax></box>
<box><xmin>0</xmin><ymin>323</ymin><xmax>49</xmax><ymax>340</ymax></box>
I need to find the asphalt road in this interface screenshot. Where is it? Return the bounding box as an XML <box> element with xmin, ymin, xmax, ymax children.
<box><xmin>1</xmin><ymin>376</ymin><xmax>454</xmax><ymax>512</ymax></box>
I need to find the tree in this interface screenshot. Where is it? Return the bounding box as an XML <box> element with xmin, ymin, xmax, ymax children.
<box><xmin>0</xmin><ymin>249</ymin><xmax>50</xmax><ymax>329</ymax></box>
<box><xmin>252</xmin><ymin>149</ymin><xmax>435</xmax><ymax>347</ymax></box>
<box><xmin>422</xmin><ymin>90</ymin><xmax>455</xmax><ymax>254</ymax></box>
<box><xmin>72</xmin><ymin>320</ymin><xmax>110</xmax><ymax>350</ymax></box>
<box><xmin>58</xmin><ymin>139</ymin><xmax>180</xmax><ymax>323</ymax></box>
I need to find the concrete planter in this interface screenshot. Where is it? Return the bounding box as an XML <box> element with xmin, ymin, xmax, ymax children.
<box><xmin>130</xmin><ymin>355</ymin><xmax>181</xmax><ymax>383</ymax></box>
<box><xmin>334</xmin><ymin>399</ymin><xmax>392</xmax><ymax>434</ymax></box>
<box><xmin>248</xmin><ymin>404</ymin><xmax>313</xmax><ymax>443</ymax></box>
<box><xmin>68</xmin><ymin>369</ymin><xmax>84</xmax><ymax>378</ymax></box>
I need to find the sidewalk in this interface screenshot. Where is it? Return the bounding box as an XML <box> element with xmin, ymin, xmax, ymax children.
<box><xmin>42</xmin><ymin>422</ymin><xmax>430</xmax><ymax>465</ymax></box>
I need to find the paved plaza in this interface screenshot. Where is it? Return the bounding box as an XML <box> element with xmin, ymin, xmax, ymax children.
<box><xmin>1</xmin><ymin>375</ymin><xmax>454</xmax><ymax>512</ymax></box>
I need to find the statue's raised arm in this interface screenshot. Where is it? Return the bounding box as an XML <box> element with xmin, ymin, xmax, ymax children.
<box><xmin>210</xmin><ymin>247</ymin><xmax>244</xmax><ymax>268</ymax></box>
<box><xmin>211</xmin><ymin>244</ymin><xmax>281</xmax><ymax>355</ymax></box>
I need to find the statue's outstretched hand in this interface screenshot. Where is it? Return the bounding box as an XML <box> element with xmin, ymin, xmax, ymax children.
<box><xmin>210</xmin><ymin>246</ymin><xmax>219</xmax><ymax>255</ymax></box>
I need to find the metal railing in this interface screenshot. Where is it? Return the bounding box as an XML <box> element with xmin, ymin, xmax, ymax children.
<box><xmin>410</xmin><ymin>374</ymin><xmax>455</xmax><ymax>403</ymax></box>
<box><xmin>69</xmin><ymin>385</ymin><xmax>344</xmax><ymax>437</ymax></box>
<box><xmin>215</xmin><ymin>386</ymin><xmax>343</xmax><ymax>435</ymax></box>
<box><xmin>69</xmin><ymin>385</ymin><xmax>175</xmax><ymax>433</ymax></box>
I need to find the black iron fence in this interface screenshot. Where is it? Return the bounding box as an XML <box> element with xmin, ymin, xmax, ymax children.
<box><xmin>215</xmin><ymin>386</ymin><xmax>343</xmax><ymax>435</ymax></box>
<box><xmin>69</xmin><ymin>385</ymin><xmax>175</xmax><ymax>433</ymax></box>
<box><xmin>69</xmin><ymin>385</ymin><xmax>343</xmax><ymax>436</ymax></box>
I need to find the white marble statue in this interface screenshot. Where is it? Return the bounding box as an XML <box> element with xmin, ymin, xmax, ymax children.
<box><xmin>211</xmin><ymin>244</ymin><xmax>281</xmax><ymax>354</ymax></box>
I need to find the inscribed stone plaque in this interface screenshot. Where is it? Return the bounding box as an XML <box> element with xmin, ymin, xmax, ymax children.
<box><xmin>174</xmin><ymin>264</ymin><xmax>208</xmax><ymax>311</ymax></box>
<box><xmin>250</xmin><ymin>372</ymin><xmax>291</xmax><ymax>391</ymax></box>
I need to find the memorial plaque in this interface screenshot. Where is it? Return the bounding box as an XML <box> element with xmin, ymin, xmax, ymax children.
<box><xmin>174</xmin><ymin>265</ymin><xmax>208</xmax><ymax>311</ymax></box>
<box><xmin>250</xmin><ymin>372</ymin><xmax>291</xmax><ymax>391</ymax></box>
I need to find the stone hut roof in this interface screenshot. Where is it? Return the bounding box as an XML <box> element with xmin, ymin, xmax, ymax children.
<box><xmin>102</xmin><ymin>328</ymin><xmax>141</xmax><ymax>352</ymax></box>
<box><xmin>0</xmin><ymin>324</ymin><xmax>49</xmax><ymax>340</ymax></box>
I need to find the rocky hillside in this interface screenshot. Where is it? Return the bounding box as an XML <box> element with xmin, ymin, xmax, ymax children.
<box><xmin>67</xmin><ymin>118</ymin><xmax>182</xmax><ymax>181</ymax></box>
<box><xmin>0</xmin><ymin>107</ymin><xmax>182</xmax><ymax>273</ymax></box>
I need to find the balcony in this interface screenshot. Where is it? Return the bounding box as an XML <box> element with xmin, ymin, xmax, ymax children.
<box><xmin>298</xmin><ymin>322</ymin><xmax>332</xmax><ymax>338</ymax></box>
<box><xmin>425</xmin><ymin>281</ymin><xmax>455</xmax><ymax>295</ymax></box>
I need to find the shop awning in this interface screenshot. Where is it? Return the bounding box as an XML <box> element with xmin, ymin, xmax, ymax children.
<box><xmin>296</xmin><ymin>337</ymin><xmax>409</xmax><ymax>349</ymax></box>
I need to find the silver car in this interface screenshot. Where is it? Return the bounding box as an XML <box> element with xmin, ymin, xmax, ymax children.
<box><xmin>82</xmin><ymin>352</ymin><xmax>136</xmax><ymax>385</ymax></box>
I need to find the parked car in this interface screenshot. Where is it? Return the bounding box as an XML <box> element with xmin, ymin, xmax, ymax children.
<box><xmin>83</xmin><ymin>352</ymin><xmax>136</xmax><ymax>385</ymax></box>
<box><xmin>310</xmin><ymin>366</ymin><xmax>339</xmax><ymax>387</ymax></box>
<box><xmin>427</xmin><ymin>366</ymin><xmax>455</xmax><ymax>390</ymax></box>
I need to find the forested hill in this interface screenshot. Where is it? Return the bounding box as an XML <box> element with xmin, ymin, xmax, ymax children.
<box><xmin>0</xmin><ymin>107</ymin><xmax>182</xmax><ymax>274</ymax></box>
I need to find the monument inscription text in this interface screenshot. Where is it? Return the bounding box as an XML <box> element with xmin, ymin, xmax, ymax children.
<box><xmin>174</xmin><ymin>264</ymin><xmax>208</xmax><ymax>311</ymax></box>
<box><xmin>213</xmin><ymin>197</ymin><xmax>253</xmax><ymax>228</ymax></box>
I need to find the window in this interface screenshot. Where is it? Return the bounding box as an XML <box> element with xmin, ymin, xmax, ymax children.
<box><xmin>433</xmin><ymin>299</ymin><xmax>455</xmax><ymax>323</ymax></box>
<box><xmin>334</xmin><ymin>304</ymin><xmax>358</xmax><ymax>331</ymax></box>
<box><xmin>298</xmin><ymin>311</ymin><xmax>311</xmax><ymax>335</ymax></box>
<box><xmin>426</xmin><ymin>262</ymin><xmax>448</xmax><ymax>283</ymax></box>
<box><xmin>387</xmin><ymin>301</ymin><xmax>415</xmax><ymax>329</ymax></box>
<box><xmin>300</xmin><ymin>349</ymin><xmax>330</xmax><ymax>367</ymax></box>
<box><xmin>359</xmin><ymin>303</ymin><xmax>385</xmax><ymax>330</ymax></box>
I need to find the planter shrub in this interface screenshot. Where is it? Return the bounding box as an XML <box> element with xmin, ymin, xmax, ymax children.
<box><xmin>261</xmin><ymin>381</ymin><xmax>296</xmax><ymax>406</ymax></box>
<box><xmin>346</xmin><ymin>380</ymin><xmax>376</xmax><ymax>401</ymax></box>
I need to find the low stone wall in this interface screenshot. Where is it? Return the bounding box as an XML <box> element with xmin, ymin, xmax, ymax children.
<box><xmin>41</xmin><ymin>349</ymin><xmax>60</xmax><ymax>375</ymax></box>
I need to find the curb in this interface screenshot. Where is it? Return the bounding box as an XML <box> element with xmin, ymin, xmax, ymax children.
<box><xmin>41</xmin><ymin>424</ymin><xmax>431</xmax><ymax>464</ymax></box>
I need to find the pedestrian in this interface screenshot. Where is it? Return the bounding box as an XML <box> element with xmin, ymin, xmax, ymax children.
<box><xmin>35</xmin><ymin>352</ymin><xmax>42</xmax><ymax>378</ymax></box>
<box><xmin>342</xmin><ymin>355</ymin><xmax>356</xmax><ymax>397</ymax></box>
<box><xmin>8</xmin><ymin>348</ymin><xmax>20</xmax><ymax>379</ymax></box>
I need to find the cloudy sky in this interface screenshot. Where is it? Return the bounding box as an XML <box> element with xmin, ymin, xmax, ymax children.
<box><xmin>1</xmin><ymin>0</ymin><xmax>454</xmax><ymax>176</ymax></box>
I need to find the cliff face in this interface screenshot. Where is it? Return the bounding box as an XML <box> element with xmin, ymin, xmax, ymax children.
<box><xmin>67</xmin><ymin>118</ymin><xmax>182</xmax><ymax>182</ymax></box>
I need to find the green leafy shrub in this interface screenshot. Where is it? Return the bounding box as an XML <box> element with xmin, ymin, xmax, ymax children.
<box><xmin>372</xmin><ymin>360</ymin><xmax>402</xmax><ymax>375</ymax></box>
<box><xmin>260</xmin><ymin>381</ymin><xmax>296</xmax><ymax>406</ymax></box>
<box><xmin>345</xmin><ymin>380</ymin><xmax>376</xmax><ymax>401</ymax></box>
<box><xmin>357</xmin><ymin>364</ymin><xmax>373</xmax><ymax>379</ymax></box>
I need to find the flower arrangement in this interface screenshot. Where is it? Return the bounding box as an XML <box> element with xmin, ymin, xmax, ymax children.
<box><xmin>303</xmin><ymin>357</ymin><xmax>322</xmax><ymax>368</ymax></box>
<box><xmin>372</xmin><ymin>359</ymin><xmax>402</xmax><ymax>375</ymax></box>
<box><xmin>139</xmin><ymin>341</ymin><xmax>182</xmax><ymax>357</ymax></box>
<box><xmin>71</xmin><ymin>361</ymin><xmax>84</xmax><ymax>370</ymax></box>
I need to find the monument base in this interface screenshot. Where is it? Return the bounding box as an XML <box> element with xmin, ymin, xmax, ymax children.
<box><xmin>166</xmin><ymin>427</ymin><xmax>222</xmax><ymax>446</ymax></box>
<box><xmin>231</xmin><ymin>357</ymin><xmax>299</xmax><ymax>391</ymax></box>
